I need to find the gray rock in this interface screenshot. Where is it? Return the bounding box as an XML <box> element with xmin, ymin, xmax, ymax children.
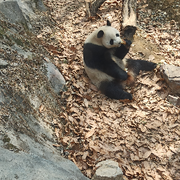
<box><xmin>92</xmin><ymin>160</ymin><xmax>123</xmax><ymax>180</ymax></box>
<box><xmin>0</xmin><ymin>142</ymin><xmax>89</xmax><ymax>180</ymax></box>
<box><xmin>0</xmin><ymin>88</ymin><xmax>5</xmax><ymax>103</ymax></box>
<box><xmin>0</xmin><ymin>59</ymin><xmax>8</xmax><ymax>68</ymax></box>
<box><xmin>161</xmin><ymin>64</ymin><xmax>180</xmax><ymax>94</ymax></box>
<box><xmin>0</xmin><ymin>0</ymin><xmax>46</xmax><ymax>29</ymax></box>
<box><xmin>0</xmin><ymin>1</ymin><xmax>89</xmax><ymax>179</ymax></box>
<box><xmin>167</xmin><ymin>95</ymin><xmax>180</xmax><ymax>107</ymax></box>
<box><xmin>0</xmin><ymin>87</ymin><xmax>88</xmax><ymax>180</ymax></box>
<box><xmin>45</xmin><ymin>62</ymin><xmax>66</xmax><ymax>94</ymax></box>
<box><xmin>11</xmin><ymin>44</ymin><xmax>33</xmax><ymax>59</ymax></box>
<box><xmin>33</xmin><ymin>0</ymin><xmax>47</xmax><ymax>11</ymax></box>
<box><xmin>0</xmin><ymin>0</ymin><xmax>26</xmax><ymax>24</ymax></box>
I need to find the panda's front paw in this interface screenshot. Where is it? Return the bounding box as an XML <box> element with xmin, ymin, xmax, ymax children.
<box><xmin>122</xmin><ymin>39</ymin><xmax>132</xmax><ymax>49</ymax></box>
<box><xmin>125</xmin><ymin>39</ymin><xmax>132</xmax><ymax>47</ymax></box>
<box><xmin>120</xmin><ymin>72</ymin><xmax>128</xmax><ymax>81</ymax></box>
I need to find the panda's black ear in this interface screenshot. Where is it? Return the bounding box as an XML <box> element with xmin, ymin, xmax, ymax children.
<box><xmin>107</xmin><ymin>20</ymin><xmax>111</xmax><ymax>26</ymax></box>
<box><xmin>97</xmin><ymin>30</ymin><xmax>104</xmax><ymax>38</ymax></box>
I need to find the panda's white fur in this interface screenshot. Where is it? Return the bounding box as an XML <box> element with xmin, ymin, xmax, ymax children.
<box><xmin>84</xmin><ymin>66</ymin><xmax>114</xmax><ymax>88</ymax></box>
<box><xmin>85</xmin><ymin>26</ymin><xmax>122</xmax><ymax>48</ymax></box>
<box><xmin>83</xmin><ymin>20</ymin><xmax>156</xmax><ymax>100</ymax></box>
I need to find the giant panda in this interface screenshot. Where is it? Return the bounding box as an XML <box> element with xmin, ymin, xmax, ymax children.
<box><xmin>83</xmin><ymin>20</ymin><xmax>156</xmax><ymax>100</ymax></box>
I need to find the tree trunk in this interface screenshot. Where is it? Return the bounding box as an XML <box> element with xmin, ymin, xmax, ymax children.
<box><xmin>85</xmin><ymin>0</ymin><xmax>137</xmax><ymax>42</ymax></box>
<box><xmin>86</xmin><ymin>0</ymin><xmax>106</xmax><ymax>17</ymax></box>
<box><xmin>121</xmin><ymin>0</ymin><xmax>137</xmax><ymax>41</ymax></box>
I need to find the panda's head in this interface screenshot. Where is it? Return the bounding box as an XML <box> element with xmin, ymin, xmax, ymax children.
<box><xmin>97</xmin><ymin>20</ymin><xmax>123</xmax><ymax>48</ymax></box>
<box><xmin>85</xmin><ymin>20</ymin><xmax>125</xmax><ymax>49</ymax></box>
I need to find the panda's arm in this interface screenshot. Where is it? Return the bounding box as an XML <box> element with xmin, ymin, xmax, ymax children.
<box><xmin>83</xmin><ymin>44</ymin><xmax>128</xmax><ymax>80</ymax></box>
<box><xmin>83</xmin><ymin>43</ymin><xmax>128</xmax><ymax>80</ymax></box>
<box><xmin>100</xmin><ymin>52</ymin><xmax>128</xmax><ymax>80</ymax></box>
<box><xmin>114</xmin><ymin>43</ymin><xmax>130</xmax><ymax>60</ymax></box>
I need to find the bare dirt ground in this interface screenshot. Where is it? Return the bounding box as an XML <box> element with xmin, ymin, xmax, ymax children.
<box><xmin>41</xmin><ymin>0</ymin><xmax>180</xmax><ymax>179</ymax></box>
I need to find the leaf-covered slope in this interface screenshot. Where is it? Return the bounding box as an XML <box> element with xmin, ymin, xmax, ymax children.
<box><xmin>43</xmin><ymin>0</ymin><xmax>180</xmax><ymax>179</ymax></box>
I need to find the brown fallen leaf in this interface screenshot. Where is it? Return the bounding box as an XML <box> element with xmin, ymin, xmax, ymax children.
<box><xmin>143</xmin><ymin>150</ymin><xmax>152</xmax><ymax>159</ymax></box>
<box><xmin>90</xmin><ymin>84</ymin><xmax>98</xmax><ymax>91</ymax></box>
<box><xmin>61</xmin><ymin>136</ymin><xmax>70</xmax><ymax>145</ymax></box>
<box><xmin>84</xmin><ymin>99</ymin><xmax>89</xmax><ymax>107</ymax></box>
<box><xmin>85</xmin><ymin>128</ymin><xmax>95</xmax><ymax>139</ymax></box>
<box><xmin>53</xmin><ymin>144</ymin><xmax>61</xmax><ymax>147</ymax></box>
<box><xmin>39</xmin><ymin>104</ymin><xmax>44</xmax><ymax>113</ymax></box>
<box><xmin>86</xmin><ymin>169</ymin><xmax>92</xmax><ymax>178</ymax></box>
<box><xmin>146</xmin><ymin>120</ymin><xmax>162</xmax><ymax>130</ymax></box>
<box><xmin>142</xmin><ymin>161</ymin><xmax>151</xmax><ymax>170</ymax></box>
<box><xmin>139</xmin><ymin>124</ymin><xmax>147</xmax><ymax>133</ymax></box>
<box><xmin>82</xmin><ymin>151</ymin><xmax>89</xmax><ymax>160</ymax></box>
<box><xmin>138</xmin><ymin>147</ymin><xmax>152</xmax><ymax>159</ymax></box>
<box><xmin>130</xmin><ymin>153</ymin><xmax>140</xmax><ymax>161</ymax></box>
<box><xmin>55</xmin><ymin>128</ymin><xmax>61</xmax><ymax>141</ymax></box>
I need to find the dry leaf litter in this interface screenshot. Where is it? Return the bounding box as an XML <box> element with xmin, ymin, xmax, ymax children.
<box><xmin>40</xmin><ymin>0</ymin><xmax>180</xmax><ymax>179</ymax></box>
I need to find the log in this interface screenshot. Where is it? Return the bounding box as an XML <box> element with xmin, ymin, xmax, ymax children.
<box><xmin>121</xmin><ymin>0</ymin><xmax>137</xmax><ymax>41</ymax></box>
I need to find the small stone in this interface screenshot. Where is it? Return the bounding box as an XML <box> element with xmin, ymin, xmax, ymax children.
<box><xmin>92</xmin><ymin>160</ymin><xmax>123</xmax><ymax>180</ymax></box>
<box><xmin>0</xmin><ymin>59</ymin><xmax>8</xmax><ymax>68</ymax></box>
<box><xmin>11</xmin><ymin>63</ymin><xmax>19</xmax><ymax>67</ymax></box>
<box><xmin>0</xmin><ymin>88</ymin><xmax>5</xmax><ymax>103</ymax></box>
<box><xmin>45</xmin><ymin>62</ymin><xmax>66</xmax><ymax>94</ymax></box>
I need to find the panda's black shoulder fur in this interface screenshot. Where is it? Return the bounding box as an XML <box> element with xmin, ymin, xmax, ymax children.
<box><xmin>83</xmin><ymin>43</ymin><xmax>107</xmax><ymax>69</ymax></box>
<box><xmin>83</xmin><ymin>43</ymin><xmax>128</xmax><ymax>80</ymax></box>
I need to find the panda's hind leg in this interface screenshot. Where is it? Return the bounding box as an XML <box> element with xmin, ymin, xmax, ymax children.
<box><xmin>124</xmin><ymin>59</ymin><xmax>157</xmax><ymax>86</ymax></box>
<box><xmin>99</xmin><ymin>80</ymin><xmax>132</xmax><ymax>100</ymax></box>
<box><xmin>125</xmin><ymin>59</ymin><xmax>157</xmax><ymax>75</ymax></box>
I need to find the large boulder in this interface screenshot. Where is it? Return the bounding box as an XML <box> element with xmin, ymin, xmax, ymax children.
<box><xmin>0</xmin><ymin>0</ymin><xmax>26</xmax><ymax>24</ymax></box>
<box><xmin>0</xmin><ymin>137</ymin><xmax>88</xmax><ymax>180</ymax></box>
<box><xmin>0</xmin><ymin>1</ymin><xmax>88</xmax><ymax>180</ymax></box>
<box><xmin>0</xmin><ymin>57</ymin><xmax>87</xmax><ymax>179</ymax></box>
<box><xmin>0</xmin><ymin>0</ymin><xmax>47</xmax><ymax>29</ymax></box>
<box><xmin>161</xmin><ymin>64</ymin><xmax>180</xmax><ymax>95</ymax></box>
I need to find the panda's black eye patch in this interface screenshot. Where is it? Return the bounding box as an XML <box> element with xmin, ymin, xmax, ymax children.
<box><xmin>116</xmin><ymin>33</ymin><xmax>120</xmax><ymax>37</ymax></box>
<box><xmin>110</xmin><ymin>39</ymin><xmax>114</xmax><ymax>45</ymax></box>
